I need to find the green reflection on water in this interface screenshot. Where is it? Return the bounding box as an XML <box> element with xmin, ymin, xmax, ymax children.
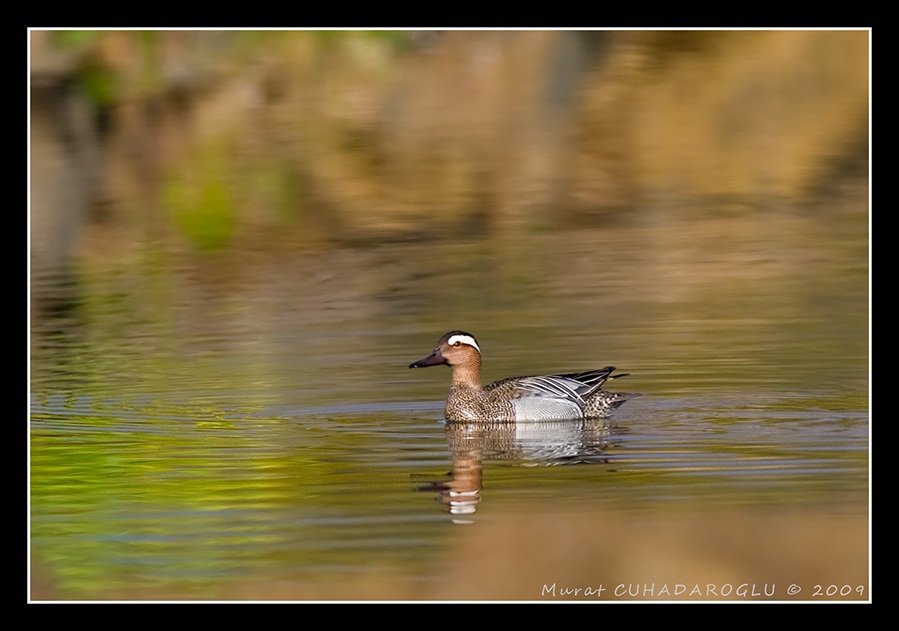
<box><xmin>31</xmin><ymin>407</ymin><xmax>451</xmax><ymax>599</ymax></box>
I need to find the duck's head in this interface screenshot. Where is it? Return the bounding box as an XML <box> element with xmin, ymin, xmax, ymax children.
<box><xmin>409</xmin><ymin>331</ymin><xmax>481</xmax><ymax>369</ymax></box>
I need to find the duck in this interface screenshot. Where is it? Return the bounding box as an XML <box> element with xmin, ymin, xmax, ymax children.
<box><xmin>409</xmin><ymin>330</ymin><xmax>637</xmax><ymax>422</ymax></box>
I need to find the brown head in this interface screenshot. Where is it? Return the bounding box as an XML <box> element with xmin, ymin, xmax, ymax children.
<box><xmin>409</xmin><ymin>331</ymin><xmax>482</xmax><ymax>385</ymax></box>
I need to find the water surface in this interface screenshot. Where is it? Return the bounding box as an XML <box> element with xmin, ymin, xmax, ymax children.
<box><xmin>29</xmin><ymin>208</ymin><xmax>869</xmax><ymax>600</ymax></box>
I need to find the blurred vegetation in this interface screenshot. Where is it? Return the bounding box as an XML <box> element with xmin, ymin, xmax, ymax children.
<box><xmin>30</xmin><ymin>29</ymin><xmax>868</xmax><ymax>260</ymax></box>
<box><xmin>162</xmin><ymin>136</ymin><xmax>238</xmax><ymax>251</ymax></box>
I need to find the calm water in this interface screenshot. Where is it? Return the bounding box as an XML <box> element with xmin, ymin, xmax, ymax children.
<box><xmin>29</xmin><ymin>209</ymin><xmax>869</xmax><ymax>600</ymax></box>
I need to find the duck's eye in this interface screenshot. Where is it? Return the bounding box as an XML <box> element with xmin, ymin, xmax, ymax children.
<box><xmin>446</xmin><ymin>334</ymin><xmax>480</xmax><ymax>352</ymax></box>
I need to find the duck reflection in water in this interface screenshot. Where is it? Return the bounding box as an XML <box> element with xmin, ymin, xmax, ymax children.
<box><xmin>418</xmin><ymin>418</ymin><xmax>622</xmax><ymax>519</ymax></box>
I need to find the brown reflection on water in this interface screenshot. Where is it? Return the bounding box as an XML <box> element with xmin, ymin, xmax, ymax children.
<box><xmin>31</xmin><ymin>505</ymin><xmax>868</xmax><ymax>601</ymax></box>
<box><xmin>31</xmin><ymin>206</ymin><xmax>868</xmax><ymax>409</ymax></box>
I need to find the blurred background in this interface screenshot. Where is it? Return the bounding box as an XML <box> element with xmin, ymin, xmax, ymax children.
<box><xmin>30</xmin><ymin>29</ymin><xmax>867</xmax><ymax>266</ymax></box>
<box><xmin>29</xmin><ymin>30</ymin><xmax>869</xmax><ymax>601</ymax></box>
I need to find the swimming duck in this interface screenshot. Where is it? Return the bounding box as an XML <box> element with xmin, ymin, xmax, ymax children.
<box><xmin>409</xmin><ymin>330</ymin><xmax>637</xmax><ymax>422</ymax></box>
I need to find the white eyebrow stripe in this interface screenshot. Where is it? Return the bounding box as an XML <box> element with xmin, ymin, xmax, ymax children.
<box><xmin>447</xmin><ymin>334</ymin><xmax>480</xmax><ymax>353</ymax></box>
